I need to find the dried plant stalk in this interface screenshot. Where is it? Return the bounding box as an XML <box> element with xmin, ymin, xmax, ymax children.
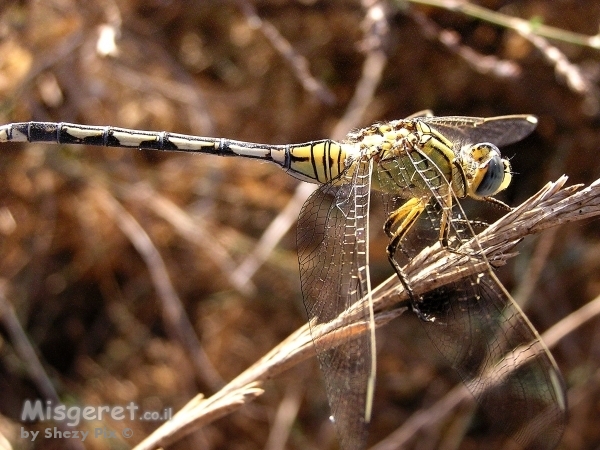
<box><xmin>134</xmin><ymin>175</ymin><xmax>600</xmax><ymax>450</ymax></box>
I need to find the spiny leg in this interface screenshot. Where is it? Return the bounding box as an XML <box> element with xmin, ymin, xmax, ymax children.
<box><xmin>384</xmin><ymin>196</ymin><xmax>433</xmax><ymax>321</ymax></box>
<box><xmin>435</xmin><ymin>189</ymin><xmax>484</xmax><ymax>255</ymax></box>
<box><xmin>439</xmin><ymin>189</ymin><xmax>452</xmax><ymax>247</ymax></box>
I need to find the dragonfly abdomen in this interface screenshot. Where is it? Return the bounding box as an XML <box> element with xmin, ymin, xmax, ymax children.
<box><xmin>286</xmin><ymin>140</ymin><xmax>351</xmax><ymax>183</ymax></box>
<box><xmin>0</xmin><ymin>121</ymin><xmax>352</xmax><ymax>185</ymax></box>
<box><xmin>0</xmin><ymin>121</ymin><xmax>232</xmax><ymax>156</ymax></box>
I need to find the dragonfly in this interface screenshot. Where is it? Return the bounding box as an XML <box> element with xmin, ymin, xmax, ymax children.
<box><xmin>0</xmin><ymin>114</ymin><xmax>567</xmax><ymax>449</ymax></box>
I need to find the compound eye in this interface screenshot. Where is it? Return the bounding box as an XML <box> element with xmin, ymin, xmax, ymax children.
<box><xmin>475</xmin><ymin>153</ymin><xmax>505</xmax><ymax>196</ymax></box>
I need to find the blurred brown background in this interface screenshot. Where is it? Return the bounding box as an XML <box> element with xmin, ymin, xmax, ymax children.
<box><xmin>0</xmin><ymin>0</ymin><xmax>599</xmax><ymax>449</ymax></box>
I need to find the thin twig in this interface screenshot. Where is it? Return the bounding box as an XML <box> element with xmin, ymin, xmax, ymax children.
<box><xmin>230</xmin><ymin>182</ymin><xmax>316</xmax><ymax>293</ymax></box>
<box><xmin>517</xmin><ymin>29</ymin><xmax>599</xmax><ymax>112</ymax></box>
<box><xmin>408</xmin><ymin>8</ymin><xmax>521</xmax><ymax>79</ymax></box>
<box><xmin>91</xmin><ymin>185</ymin><xmax>224</xmax><ymax>391</ymax></box>
<box><xmin>405</xmin><ymin>0</ymin><xmax>600</xmax><ymax>49</ymax></box>
<box><xmin>0</xmin><ymin>284</ymin><xmax>85</xmax><ymax>450</ymax></box>
<box><xmin>116</xmin><ymin>181</ymin><xmax>256</xmax><ymax>296</ymax></box>
<box><xmin>264</xmin><ymin>382</ymin><xmax>303</xmax><ymax>450</ymax></box>
<box><xmin>332</xmin><ymin>0</ymin><xmax>392</xmax><ymax>137</ymax></box>
<box><xmin>511</xmin><ymin>228</ymin><xmax>558</xmax><ymax>309</ymax></box>
<box><xmin>403</xmin><ymin>0</ymin><xmax>600</xmax><ymax>109</ymax></box>
<box><xmin>234</xmin><ymin>0</ymin><xmax>335</xmax><ymax>105</ymax></box>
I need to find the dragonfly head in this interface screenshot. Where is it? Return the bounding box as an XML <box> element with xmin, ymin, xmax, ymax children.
<box><xmin>461</xmin><ymin>142</ymin><xmax>512</xmax><ymax>199</ymax></box>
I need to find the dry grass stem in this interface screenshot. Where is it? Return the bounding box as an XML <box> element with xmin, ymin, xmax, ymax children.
<box><xmin>118</xmin><ymin>182</ymin><xmax>255</xmax><ymax>296</ymax></box>
<box><xmin>91</xmin><ymin>185</ymin><xmax>223</xmax><ymax>391</ymax></box>
<box><xmin>0</xmin><ymin>286</ymin><xmax>85</xmax><ymax>450</ymax></box>
<box><xmin>406</xmin><ymin>0</ymin><xmax>600</xmax><ymax>49</ymax></box>
<box><xmin>234</xmin><ymin>0</ymin><xmax>335</xmax><ymax>105</ymax></box>
<box><xmin>264</xmin><ymin>383</ymin><xmax>303</xmax><ymax>450</ymax></box>
<box><xmin>408</xmin><ymin>9</ymin><xmax>521</xmax><ymax>79</ymax></box>
<box><xmin>132</xmin><ymin>175</ymin><xmax>600</xmax><ymax>448</ymax></box>
<box><xmin>230</xmin><ymin>182</ymin><xmax>316</xmax><ymax>295</ymax></box>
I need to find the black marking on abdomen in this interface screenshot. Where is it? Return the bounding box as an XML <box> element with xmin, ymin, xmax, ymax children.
<box><xmin>28</xmin><ymin>122</ymin><xmax>59</xmax><ymax>142</ymax></box>
<box><xmin>310</xmin><ymin>142</ymin><xmax>319</xmax><ymax>181</ymax></box>
<box><xmin>139</xmin><ymin>136</ymin><xmax>179</xmax><ymax>151</ymax></box>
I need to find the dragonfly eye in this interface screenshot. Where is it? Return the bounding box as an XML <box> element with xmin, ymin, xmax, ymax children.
<box><xmin>471</xmin><ymin>143</ymin><xmax>508</xmax><ymax>197</ymax></box>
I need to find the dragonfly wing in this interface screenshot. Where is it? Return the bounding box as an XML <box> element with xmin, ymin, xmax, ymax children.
<box><xmin>417</xmin><ymin>272</ymin><xmax>566</xmax><ymax>448</ymax></box>
<box><xmin>297</xmin><ymin>158</ymin><xmax>374</xmax><ymax>450</ymax></box>
<box><xmin>376</xmin><ymin>128</ymin><xmax>566</xmax><ymax>446</ymax></box>
<box><xmin>423</xmin><ymin>115</ymin><xmax>538</xmax><ymax>147</ymax></box>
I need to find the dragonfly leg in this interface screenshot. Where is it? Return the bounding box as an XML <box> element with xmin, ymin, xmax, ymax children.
<box><xmin>383</xmin><ymin>197</ymin><xmax>423</xmax><ymax>239</ymax></box>
<box><xmin>384</xmin><ymin>197</ymin><xmax>435</xmax><ymax>321</ymax></box>
<box><xmin>439</xmin><ymin>189</ymin><xmax>452</xmax><ymax>247</ymax></box>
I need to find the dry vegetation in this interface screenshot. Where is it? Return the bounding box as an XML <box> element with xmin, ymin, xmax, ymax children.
<box><xmin>0</xmin><ymin>1</ymin><xmax>600</xmax><ymax>449</ymax></box>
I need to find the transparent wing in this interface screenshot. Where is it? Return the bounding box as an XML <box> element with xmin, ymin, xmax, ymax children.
<box><xmin>297</xmin><ymin>158</ymin><xmax>373</xmax><ymax>450</ymax></box>
<box><xmin>375</xmin><ymin>136</ymin><xmax>566</xmax><ymax>447</ymax></box>
<box><xmin>418</xmin><ymin>272</ymin><xmax>566</xmax><ymax>448</ymax></box>
<box><xmin>422</xmin><ymin>115</ymin><xmax>537</xmax><ymax>147</ymax></box>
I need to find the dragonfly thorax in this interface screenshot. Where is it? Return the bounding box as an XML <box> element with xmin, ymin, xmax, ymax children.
<box><xmin>459</xmin><ymin>142</ymin><xmax>512</xmax><ymax>199</ymax></box>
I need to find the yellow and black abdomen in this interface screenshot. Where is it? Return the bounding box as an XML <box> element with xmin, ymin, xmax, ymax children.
<box><xmin>0</xmin><ymin>122</ymin><xmax>354</xmax><ymax>186</ymax></box>
<box><xmin>284</xmin><ymin>140</ymin><xmax>351</xmax><ymax>184</ymax></box>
